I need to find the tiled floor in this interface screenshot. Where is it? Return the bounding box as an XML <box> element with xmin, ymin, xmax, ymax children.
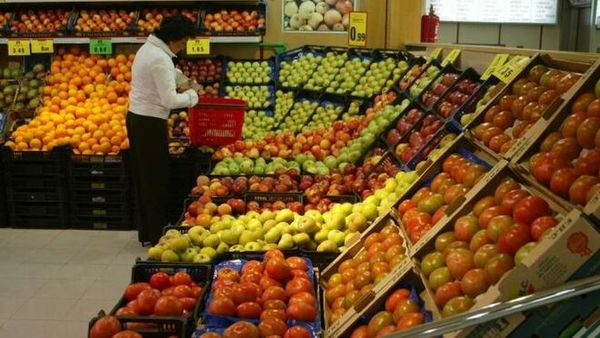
<box><xmin>0</xmin><ymin>228</ymin><xmax>147</xmax><ymax>338</ymax></box>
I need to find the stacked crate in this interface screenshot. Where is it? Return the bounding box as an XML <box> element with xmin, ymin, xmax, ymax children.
<box><xmin>68</xmin><ymin>153</ymin><xmax>132</xmax><ymax>230</ymax></box>
<box><xmin>1</xmin><ymin>146</ymin><xmax>68</xmax><ymax>228</ymax></box>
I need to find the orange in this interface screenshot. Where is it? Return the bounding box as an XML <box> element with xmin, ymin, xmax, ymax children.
<box><xmin>78</xmin><ymin>142</ymin><xmax>90</xmax><ymax>152</ymax></box>
<box><xmin>106</xmin><ymin>92</ymin><xmax>118</xmax><ymax>104</ymax></box>
<box><xmin>29</xmin><ymin>139</ymin><xmax>42</xmax><ymax>149</ymax></box>
<box><xmin>110</xmin><ymin>67</ymin><xmax>120</xmax><ymax>78</ymax></box>
<box><xmin>115</xmin><ymin>54</ymin><xmax>127</xmax><ymax>63</ymax></box>
<box><xmin>94</xmin><ymin>73</ymin><xmax>106</xmax><ymax>84</ymax></box>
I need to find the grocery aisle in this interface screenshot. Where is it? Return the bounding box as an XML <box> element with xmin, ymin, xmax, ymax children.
<box><xmin>0</xmin><ymin>228</ymin><xmax>146</xmax><ymax>338</ymax></box>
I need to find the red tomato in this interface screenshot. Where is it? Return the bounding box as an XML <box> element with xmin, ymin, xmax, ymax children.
<box><xmin>263</xmin><ymin>299</ymin><xmax>287</xmax><ymax>310</ymax></box>
<box><xmin>513</xmin><ymin>196</ymin><xmax>551</xmax><ymax>225</ymax></box>
<box><xmin>173</xmin><ymin>285</ymin><xmax>193</xmax><ymax>298</ymax></box>
<box><xmin>500</xmin><ymin>189</ymin><xmax>531</xmax><ymax>211</ymax></box>
<box><xmin>232</xmin><ymin>282</ymin><xmax>260</xmax><ymax>304</ymax></box>
<box><xmin>112</xmin><ymin>331</ymin><xmax>142</xmax><ymax>338</ymax></box>
<box><xmin>260</xmin><ymin>275</ymin><xmax>281</xmax><ymax>290</ymax></box>
<box><xmin>115</xmin><ymin>307</ymin><xmax>137</xmax><ymax>316</ymax></box>
<box><xmin>479</xmin><ymin>206</ymin><xmax>511</xmax><ymax>229</ymax></box>
<box><xmin>261</xmin><ymin>309</ymin><xmax>287</xmax><ymax>322</ymax></box>
<box><xmin>289</xmin><ymin>291</ymin><xmax>316</xmax><ymax>306</ymax></box>
<box><xmin>126</xmin><ymin>300</ymin><xmax>138</xmax><ymax>311</ymax></box>
<box><xmin>171</xmin><ymin>272</ymin><xmax>193</xmax><ymax>286</ymax></box>
<box><xmin>434</xmin><ymin>281</ymin><xmax>463</xmax><ymax>307</ymax></box>
<box><xmin>180</xmin><ymin>297</ymin><xmax>197</xmax><ymax>311</ymax></box>
<box><xmin>217</xmin><ymin>268</ymin><xmax>240</xmax><ymax>282</ymax></box>
<box><xmin>262</xmin><ymin>286</ymin><xmax>288</xmax><ymax>303</ymax></box>
<box><xmin>136</xmin><ymin>288</ymin><xmax>160</xmax><ymax>315</ymax></box>
<box><xmin>265</xmin><ymin>258</ymin><xmax>292</xmax><ymax>281</ymax></box>
<box><xmin>236</xmin><ymin>301</ymin><xmax>262</xmax><ymax>319</ymax></box>
<box><xmin>397</xmin><ymin>199</ymin><xmax>418</xmax><ymax>215</ymax></box>
<box><xmin>241</xmin><ymin>271</ymin><xmax>263</xmax><ymax>285</ymax></box>
<box><xmin>191</xmin><ymin>285</ymin><xmax>203</xmax><ymax>299</ymax></box>
<box><xmin>285</xmin><ymin>278</ymin><xmax>313</xmax><ymax>298</ymax></box>
<box><xmin>124</xmin><ymin>282</ymin><xmax>150</xmax><ymax>301</ymax></box>
<box><xmin>242</xmin><ymin>260</ymin><xmax>264</xmax><ymax>274</ymax></box>
<box><xmin>154</xmin><ymin>296</ymin><xmax>183</xmax><ymax>316</ymax></box>
<box><xmin>263</xmin><ymin>249</ymin><xmax>285</xmax><ymax>262</ymax></box>
<box><xmin>89</xmin><ymin>315</ymin><xmax>121</xmax><ymax>338</ymax></box>
<box><xmin>258</xmin><ymin>318</ymin><xmax>288</xmax><ymax>337</ymax></box>
<box><xmin>199</xmin><ymin>333</ymin><xmax>221</xmax><ymax>338</ymax></box>
<box><xmin>570</xmin><ymin>175</ymin><xmax>600</xmax><ymax>205</ymax></box>
<box><xmin>283</xmin><ymin>326</ymin><xmax>312</xmax><ymax>338</ymax></box>
<box><xmin>384</xmin><ymin>289</ymin><xmax>410</xmax><ymax>313</ymax></box>
<box><xmin>531</xmin><ymin>216</ymin><xmax>559</xmax><ymax>241</ymax></box>
<box><xmin>497</xmin><ymin>224</ymin><xmax>532</xmax><ymax>255</ymax></box>
<box><xmin>207</xmin><ymin>297</ymin><xmax>236</xmax><ymax>317</ymax></box>
<box><xmin>396</xmin><ymin>312</ymin><xmax>425</xmax><ymax>331</ymax></box>
<box><xmin>286</xmin><ymin>257</ymin><xmax>308</xmax><ymax>271</ymax></box>
<box><xmin>290</xmin><ymin>269</ymin><xmax>310</xmax><ymax>280</ymax></box>
<box><xmin>149</xmin><ymin>272</ymin><xmax>170</xmax><ymax>290</ymax></box>
<box><xmin>550</xmin><ymin>168</ymin><xmax>578</xmax><ymax>198</ymax></box>
<box><xmin>287</xmin><ymin>302</ymin><xmax>316</xmax><ymax>322</ymax></box>
<box><xmin>350</xmin><ymin>326</ymin><xmax>369</xmax><ymax>338</ymax></box>
<box><xmin>223</xmin><ymin>321</ymin><xmax>260</xmax><ymax>338</ymax></box>
<box><xmin>375</xmin><ymin>325</ymin><xmax>396</xmax><ymax>337</ymax></box>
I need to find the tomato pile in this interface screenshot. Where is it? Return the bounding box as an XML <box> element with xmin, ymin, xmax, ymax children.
<box><xmin>206</xmin><ymin>250</ymin><xmax>318</xmax><ymax>330</ymax></box>
<box><xmin>349</xmin><ymin>288</ymin><xmax>426</xmax><ymax>338</ymax></box>
<box><xmin>528</xmin><ymin>90</ymin><xmax>600</xmax><ymax>205</ymax></box>
<box><xmin>420</xmin><ymin>177</ymin><xmax>558</xmax><ymax>317</ymax></box>
<box><xmin>197</xmin><ymin>321</ymin><xmax>313</xmax><ymax>338</ymax></box>
<box><xmin>89</xmin><ymin>315</ymin><xmax>174</xmax><ymax>338</ymax></box>
<box><xmin>323</xmin><ymin>224</ymin><xmax>406</xmax><ymax>326</ymax></box>
<box><xmin>472</xmin><ymin>64</ymin><xmax>580</xmax><ymax>154</ymax></box>
<box><xmin>396</xmin><ymin>153</ymin><xmax>488</xmax><ymax>243</ymax></box>
<box><xmin>115</xmin><ymin>271</ymin><xmax>202</xmax><ymax>319</ymax></box>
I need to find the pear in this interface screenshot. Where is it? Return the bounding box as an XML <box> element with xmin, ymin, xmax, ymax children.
<box><xmin>317</xmin><ymin>240</ymin><xmax>338</xmax><ymax>252</ymax></box>
<box><xmin>346</xmin><ymin>212</ymin><xmax>368</xmax><ymax>232</ymax></box>
<box><xmin>278</xmin><ymin>234</ymin><xmax>295</xmax><ymax>250</ymax></box>
<box><xmin>147</xmin><ymin>246</ymin><xmax>164</xmax><ymax>260</ymax></box>
<box><xmin>193</xmin><ymin>253</ymin><xmax>212</xmax><ymax>263</ymax></box>
<box><xmin>200</xmin><ymin>247</ymin><xmax>218</xmax><ymax>259</ymax></box>
<box><xmin>264</xmin><ymin>227</ymin><xmax>282</xmax><ymax>244</ymax></box>
<box><xmin>275</xmin><ymin>209</ymin><xmax>295</xmax><ymax>223</ymax></box>
<box><xmin>203</xmin><ymin>234</ymin><xmax>220</xmax><ymax>248</ymax></box>
<box><xmin>292</xmin><ymin>233</ymin><xmax>311</xmax><ymax>247</ymax></box>
<box><xmin>298</xmin><ymin>216</ymin><xmax>319</xmax><ymax>235</ymax></box>
<box><xmin>161</xmin><ymin>249</ymin><xmax>180</xmax><ymax>262</ymax></box>
<box><xmin>314</xmin><ymin>229</ymin><xmax>329</xmax><ymax>243</ymax></box>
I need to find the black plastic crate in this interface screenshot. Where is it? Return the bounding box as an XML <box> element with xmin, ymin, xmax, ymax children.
<box><xmin>71</xmin><ymin>214</ymin><xmax>132</xmax><ymax>230</ymax></box>
<box><xmin>1</xmin><ymin>146</ymin><xmax>68</xmax><ymax>177</ymax></box>
<box><xmin>4</xmin><ymin>175</ymin><xmax>65</xmax><ymax>190</ymax></box>
<box><xmin>6</xmin><ymin>187</ymin><xmax>66</xmax><ymax>203</ymax></box>
<box><xmin>89</xmin><ymin>311</ymin><xmax>186</xmax><ymax>338</ymax></box>
<box><xmin>71</xmin><ymin>202</ymin><xmax>130</xmax><ymax>218</ymax></box>
<box><xmin>69</xmin><ymin>152</ymin><xmax>127</xmax><ymax>178</ymax></box>
<box><xmin>70</xmin><ymin>175</ymin><xmax>130</xmax><ymax>191</ymax></box>
<box><xmin>245</xmin><ymin>192</ymin><xmax>303</xmax><ymax>204</ymax></box>
<box><xmin>8</xmin><ymin>200</ymin><xmax>67</xmax><ymax>217</ymax></box>
<box><xmin>7</xmin><ymin>213</ymin><xmax>68</xmax><ymax>229</ymax></box>
<box><xmin>70</xmin><ymin>189</ymin><xmax>129</xmax><ymax>204</ymax></box>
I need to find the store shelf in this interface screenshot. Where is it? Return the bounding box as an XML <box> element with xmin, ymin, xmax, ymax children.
<box><xmin>0</xmin><ymin>36</ymin><xmax>261</xmax><ymax>44</ymax></box>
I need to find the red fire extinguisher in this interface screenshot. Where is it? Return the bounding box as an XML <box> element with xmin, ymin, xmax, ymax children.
<box><xmin>421</xmin><ymin>5</ymin><xmax>440</xmax><ymax>43</ymax></box>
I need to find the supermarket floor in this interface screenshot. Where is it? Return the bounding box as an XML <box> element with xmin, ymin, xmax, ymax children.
<box><xmin>0</xmin><ymin>228</ymin><xmax>147</xmax><ymax>338</ymax></box>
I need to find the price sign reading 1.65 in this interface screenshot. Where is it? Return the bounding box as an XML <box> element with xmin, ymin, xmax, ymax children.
<box><xmin>348</xmin><ymin>12</ymin><xmax>367</xmax><ymax>47</ymax></box>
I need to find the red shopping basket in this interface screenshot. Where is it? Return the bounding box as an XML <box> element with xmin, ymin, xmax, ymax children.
<box><xmin>189</xmin><ymin>97</ymin><xmax>247</xmax><ymax>147</ymax></box>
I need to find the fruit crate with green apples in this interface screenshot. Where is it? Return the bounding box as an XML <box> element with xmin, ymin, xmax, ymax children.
<box><xmin>277</xmin><ymin>45</ymin><xmax>328</xmax><ymax>90</ymax></box>
<box><xmin>101</xmin><ymin>260</ymin><xmax>212</xmax><ymax>338</ymax></box>
<box><xmin>350</xmin><ymin>53</ymin><xmax>411</xmax><ymax>101</ymax></box>
<box><xmin>302</xmin><ymin>48</ymin><xmax>349</xmax><ymax>93</ymax></box>
<box><xmin>224</xmin><ymin>57</ymin><xmax>276</xmax><ymax>85</ymax></box>
<box><xmin>198</xmin><ymin>2</ymin><xmax>266</xmax><ymax>37</ymax></box>
<box><xmin>324</xmin><ymin>48</ymin><xmax>373</xmax><ymax>96</ymax></box>
<box><xmin>7</xmin><ymin>6</ymin><xmax>74</xmax><ymax>38</ymax></box>
<box><xmin>222</xmin><ymin>84</ymin><xmax>274</xmax><ymax>110</ymax></box>
<box><xmin>89</xmin><ymin>310</ymin><xmax>186</xmax><ymax>338</ymax></box>
<box><xmin>304</xmin><ymin>92</ymin><xmax>348</xmax><ymax>131</ymax></box>
<box><xmin>465</xmin><ymin>53</ymin><xmax>591</xmax><ymax>162</ymax></box>
<box><xmin>508</xmin><ymin>60</ymin><xmax>600</xmax><ymax>222</ymax></box>
<box><xmin>68</xmin><ymin>5</ymin><xmax>139</xmax><ymax>38</ymax></box>
<box><xmin>276</xmin><ymin>90</ymin><xmax>322</xmax><ymax>134</ymax></box>
<box><xmin>406</xmin><ymin>61</ymin><xmax>444</xmax><ymax>101</ymax></box>
<box><xmin>409</xmin><ymin>162</ymin><xmax>600</xmax><ymax>338</ymax></box>
<box><xmin>394</xmin><ymin>56</ymin><xmax>428</xmax><ymax>93</ymax></box>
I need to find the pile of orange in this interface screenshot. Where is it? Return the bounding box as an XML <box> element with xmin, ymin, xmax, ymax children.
<box><xmin>5</xmin><ymin>46</ymin><xmax>134</xmax><ymax>155</ymax></box>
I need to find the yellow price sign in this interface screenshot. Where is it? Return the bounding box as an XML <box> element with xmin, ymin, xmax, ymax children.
<box><xmin>441</xmin><ymin>48</ymin><xmax>461</xmax><ymax>66</ymax></box>
<box><xmin>493</xmin><ymin>56</ymin><xmax>529</xmax><ymax>83</ymax></box>
<box><xmin>31</xmin><ymin>39</ymin><xmax>54</xmax><ymax>53</ymax></box>
<box><xmin>8</xmin><ymin>40</ymin><xmax>30</xmax><ymax>56</ymax></box>
<box><xmin>187</xmin><ymin>38</ymin><xmax>210</xmax><ymax>55</ymax></box>
<box><xmin>481</xmin><ymin>54</ymin><xmax>509</xmax><ymax>80</ymax></box>
<box><xmin>429</xmin><ymin>47</ymin><xmax>442</xmax><ymax>61</ymax></box>
<box><xmin>348</xmin><ymin>12</ymin><xmax>367</xmax><ymax>47</ymax></box>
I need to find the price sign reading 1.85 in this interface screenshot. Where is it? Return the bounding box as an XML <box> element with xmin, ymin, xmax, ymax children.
<box><xmin>348</xmin><ymin>12</ymin><xmax>367</xmax><ymax>47</ymax></box>
<box><xmin>89</xmin><ymin>39</ymin><xmax>113</xmax><ymax>55</ymax></box>
<box><xmin>8</xmin><ymin>40</ymin><xmax>30</xmax><ymax>56</ymax></box>
<box><xmin>187</xmin><ymin>38</ymin><xmax>210</xmax><ymax>55</ymax></box>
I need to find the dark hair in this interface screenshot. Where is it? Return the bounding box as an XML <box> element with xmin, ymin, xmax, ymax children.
<box><xmin>154</xmin><ymin>14</ymin><xmax>196</xmax><ymax>43</ymax></box>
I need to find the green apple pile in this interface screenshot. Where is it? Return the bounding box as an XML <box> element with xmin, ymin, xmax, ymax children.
<box><xmin>226</xmin><ymin>60</ymin><xmax>272</xmax><ymax>84</ymax></box>
<box><xmin>212</xmin><ymin>156</ymin><xmax>300</xmax><ymax>176</ymax></box>
<box><xmin>225</xmin><ymin>85</ymin><xmax>272</xmax><ymax>109</ymax></box>
<box><xmin>279</xmin><ymin>99</ymin><xmax>318</xmax><ymax>133</ymax></box>
<box><xmin>274</xmin><ymin>90</ymin><xmax>295</xmax><ymax>124</ymax></box>
<box><xmin>352</xmin><ymin>58</ymin><xmax>409</xmax><ymax>98</ymax></box>
<box><xmin>382</xmin><ymin>60</ymin><xmax>411</xmax><ymax>93</ymax></box>
<box><xmin>326</xmin><ymin>57</ymin><xmax>371</xmax><ymax>94</ymax></box>
<box><xmin>242</xmin><ymin>110</ymin><xmax>275</xmax><ymax>140</ymax></box>
<box><xmin>341</xmin><ymin>100</ymin><xmax>363</xmax><ymax>120</ymax></box>
<box><xmin>147</xmin><ymin>170</ymin><xmax>420</xmax><ymax>262</ymax></box>
<box><xmin>306</xmin><ymin>102</ymin><xmax>344</xmax><ymax>130</ymax></box>
<box><xmin>279</xmin><ymin>53</ymin><xmax>322</xmax><ymax>88</ymax></box>
<box><xmin>303</xmin><ymin>52</ymin><xmax>347</xmax><ymax>91</ymax></box>
<box><xmin>408</xmin><ymin>65</ymin><xmax>441</xmax><ymax>99</ymax></box>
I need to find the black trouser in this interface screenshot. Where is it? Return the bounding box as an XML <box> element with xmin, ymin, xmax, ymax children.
<box><xmin>126</xmin><ymin>111</ymin><xmax>169</xmax><ymax>244</ymax></box>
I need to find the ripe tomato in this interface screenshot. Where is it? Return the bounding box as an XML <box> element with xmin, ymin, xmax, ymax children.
<box><xmin>236</xmin><ymin>301</ymin><xmax>262</xmax><ymax>319</ymax></box>
<box><xmin>495</xmin><ymin>178</ymin><xmax>520</xmax><ymax>204</ymax></box>
<box><xmin>223</xmin><ymin>321</ymin><xmax>260</xmax><ymax>338</ymax></box>
<box><xmin>531</xmin><ymin>216</ymin><xmax>559</xmax><ymax>241</ymax></box>
<box><xmin>498</xmin><ymin>223</ymin><xmax>532</xmax><ymax>255</ymax></box>
<box><xmin>217</xmin><ymin>268</ymin><xmax>240</xmax><ymax>282</ymax></box>
<box><xmin>500</xmin><ymin>189</ymin><xmax>531</xmax><ymax>211</ymax></box>
<box><xmin>126</xmin><ymin>300</ymin><xmax>138</xmax><ymax>311</ymax></box>
<box><xmin>513</xmin><ymin>196</ymin><xmax>550</xmax><ymax>225</ymax></box>
<box><xmin>265</xmin><ymin>257</ymin><xmax>292</xmax><ymax>281</ymax></box>
<box><xmin>115</xmin><ymin>307</ymin><xmax>137</xmax><ymax>316</ymax></box>
<box><xmin>262</xmin><ymin>286</ymin><xmax>287</xmax><ymax>303</ymax></box>
<box><xmin>263</xmin><ymin>249</ymin><xmax>285</xmax><ymax>262</ymax></box>
<box><xmin>112</xmin><ymin>331</ymin><xmax>142</xmax><ymax>338</ymax></box>
<box><xmin>261</xmin><ymin>309</ymin><xmax>287</xmax><ymax>322</ymax></box>
<box><xmin>396</xmin><ymin>312</ymin><xmax>425</xmax><ymax>331</ymax></box>
<box><xmin>199</xmin><ymin>333</ymin><xmax>221</xmax><ymax>338</ymax></box>
<box><xmin>479</xmin><ymin>206</ymin><xmax>511</xmax><ymax>229</ymax></box>
<box><xmin>287</xmin><ymin>301</ymin><xmax>316</xmax><ymax>322</ymax></box>
<box><xmin>285</xmin><ymin>278</ymin><xmax>313</xmax><ymax>298</ymax></box>
<box><xmin>173</xmin><ymin>285</ymin><xmax>193</xmax><ymax>298</ymax></box>
<box><xmin>570</xmin><ymin>175</ymin><xmax>600</xmax><ymax>205</ymax></box>
<box><xmin>232</xmin><ymin>282</ymin><xmax>260</xmax><ymax>304</ymax></box>
<box><xmin>367</xmin><ymin>311</ymin><xmax>395</xmax><ymax>338</ymax></box>
<box><xmin>384</xmin><ymin>289</ymin><xmax>410</xmax><ymax>313</ymax></box>
<box><xmin>283</xmin><ymin>326</ymin><xmax>312</xmax><ymax>338</ymax></box>
<box><xmin>461</xmin><ymin>269</ymin><xmax>489</xmax><ymax>298</ymax></box>
<box><xmin>207</xmin><ymin>297</ymin><xmax>236</xmax><ymax>317</ymax></box>
<box><xmin>434</xmin><ymin>281</ymin><xmax>463</xmax><ymax>307</ymax></box>
<box><xmin>532</xmin><ymin>152</ymin><xmax>571</xmax><ymax>185</ymax></box>
<box><xmin>154</xmin><ymin>296</ymin><xmax>183</xmax><ymax>316</ymax></box>
<box><xmin>397</xmin><ymin>199</ymin><xmax>418</xmax><ymax>215</ymax></box>
<box><xmin>392</xmin><ymin>299</ymin><xmax>420</xmax><ymax>323</ymax></box>
<box><xmin>124</xmin><ymin>282</ymin><xmax>151</xmax><ymax>301</ymax></box>
<box><xmin>190</xmin><ymin>285</ymin><xmax>203</xmax><ymax>299</ymax></box>
<box><xmin>180</xmin><ymin>297</ymin><xmax>197</xmax><ymax>311</ymax></box>
<box><xmin>350</xmin><ymin>326</ymin><xmax>369</xmax><ymax>338</ymax></box>
<box><xmin>171</xmin><ymin>272</ymin><xmax>193</xmax><ymax>286</ymax></box>
<box><xmin>136</xmin><ymin>288</ymin><xmax>160</xmax><ymax>315</ymax></box>
<box><xmin>241</xmin><ymin>271</ymin><xmax>263</xmax><ymax>285</ymax></box>
<box><xmin>242</xmin><ymin>260</ymin><xmax>264</xmax><ymax>274</ymax></box>
<box><xmin>149</xmin><ymin>272</ymin><xmax>170</xmax><ymax>290</ymax></box>
<box><xmin>290</xmin><ymin>269</ymin><xmax>310</xmax><ymax>280</ymax></box>
<box><xmin>286</xmin><ymin>257</ymin><xmax>308</xmax><ymax>271</ymax></box>
<box><xmin>375</xmin><ymin>326</ymin><xmax>396</xmax><ymax>337</ymax></box>
<box><xmin>260</xmin><ymin>275</ymin><xmax>281</xmax><ymax>290</ymax></box>
<box><xmin>258</xmin><ymin>318</ymin><xmax>288</xmax><ymax>337</ymax></box>
<box><xmin>550</xmin><ymin>168</ymin><xmax>578</xmax><ymax>198</ymax></box>
<box><xmin>263</xmin><ymin>299</ymin><xmax>287</xmax><ymax>311</ymax></box>
<box><xmin>89</xmin><ymin>315</ymin><xmax>121</xmax><ymax>338</ymax></box>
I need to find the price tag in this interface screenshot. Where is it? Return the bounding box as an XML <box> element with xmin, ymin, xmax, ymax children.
<box><xmin>481</xmin><ymin>54</ymin><xmax>509</xmax><ymax>80</ymax></box>
<box><xmin>186</xmin><ymin>38</ymin><xmax>210</xmax><ymax>55</ymax></box>
<box><xmin>31</xmin><ymin>39</ymin><xmax>54</xmax><ymax>53</ymax></box>
<box><xmin>441</xmin><ymin>48</ymin><xmax>461</xmax><ymax>66</ymax></box>
<box><xmin>348</xmin><ymin>12</ymin><xmax>368</xmax><ymax>47</ymax></box>
<box><xmin>89</xmin><ymin>39</ymin><xmax>112</xmax><ymax>55</ymax></box>
<box><xmin>429</xmin><ymin>47</ymin><xmax>442</xmax><ymax>61</ymax></box>
<box><xmin>8</xmin><ymin>40</ymin><xmax>30</xmax><ymax>56</ymax></box>
<box><xmin>493</xmin><ymin>56</ymin><xmax>529</xmax><ymax>83</ymax></box>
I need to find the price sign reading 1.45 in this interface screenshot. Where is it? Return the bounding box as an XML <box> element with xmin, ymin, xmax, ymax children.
<box><xmin>89</xmin><ymin>39</ymin><xmax>113</xmax><ymax>55</ymax></box>
<box><xmin>187</xmin><ymin>38</ymin><xmax>210</xmax><ymax>55</ymax></box>
<box><xmin>8</xmin><ymin>40</ymin><xmax>30</xmax><ymax>56</ymax></box>
<box><xmin>348</xmin><ymin>12</ymin><xmax>367</xmax><ymax>47</ymax></box>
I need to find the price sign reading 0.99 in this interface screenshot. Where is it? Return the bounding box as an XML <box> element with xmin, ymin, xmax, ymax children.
<box><xmin>8</xmin><ymin>40</ymin><xmax>30</xmax><ymax>56</ymax></box>
<box><xmin>348</xmin><ymin>12</ymin><xmax>367</xmax><ymax>47</ymax></box>
<box><xmin>89</xmin><ymin>39</ymin><xmax>113</xmax><ymax>55</ymax></box>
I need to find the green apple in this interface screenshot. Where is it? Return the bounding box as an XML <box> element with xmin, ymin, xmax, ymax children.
<box><xmin>202</xmin><ymin>234</ymin><xmax>220</xmax><ymax>248</ymax></box>
<box><xmin>193</xmin><ymin>253</ymin><xmax>212</xmax><ymax>263</ymax></box>
<box><xmin>161</xmin><ymin>249</ymin><xmax>179</xmax><ymax>262</ymax></box>
<box><xmin>147</xmin><ymin>246</ymin><xmax>164</xmax><ymax>260</ymax></box>
<box><xmin>200</xmin><ymin>246</ymin><xmax>218</xmax><ymax>259</ymax></box>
